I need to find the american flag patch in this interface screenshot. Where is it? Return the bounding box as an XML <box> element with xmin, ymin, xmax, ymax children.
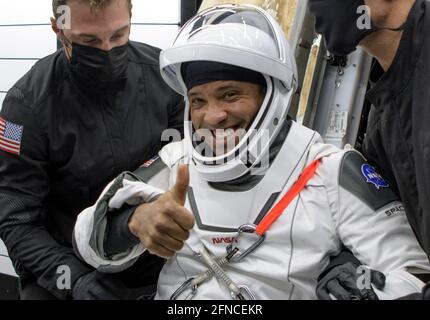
<box><xmin>0</xmin><ymin>117</ymin><xmax>24</xmax><ymax>155</ymax></box>
<box><xmin>142</xmin><ymin>155</ymin><xmax>159</xmax><ymax>168</ymax></box>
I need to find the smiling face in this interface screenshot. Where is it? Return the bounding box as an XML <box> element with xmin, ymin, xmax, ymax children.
<box><xmin>188</xmin><ymin>80</ymin><xmax>265</xmax><ymax>156</ymax></box>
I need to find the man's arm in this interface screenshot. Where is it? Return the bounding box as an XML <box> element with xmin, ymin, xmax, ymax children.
<box><xmin>73</xmin><ymin>143</ymin><xmax>192</xmax><ymax>271</ymax></box>
<box><xmin>0</xmin><ymin>88</ymin><xmax>91</xmax><ymax>299</ymax></box>
<box><xmin>328</xmin><ymin>151</ymin><xmax>430</xmax><ymax>299</ymax></box>
<box><xmin>102</xmin><ymin>156</ymin><xmax>171</xmax><ymax>257</ymax></box>
<box><xmin>103</xmin><ymin>204</ymin><xmax>140</xmax><ymax>257</ymax></box>
<box><xmin>361</xmin><ymin>106</ymin><xmax>399</xmax><ymax>192</ymax></box>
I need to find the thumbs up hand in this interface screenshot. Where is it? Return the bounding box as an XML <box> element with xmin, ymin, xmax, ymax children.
<box><xmin>128</xmin><ymin>165</ymin><xmax>195</xmax><ymax>259</ymax></box>
<box><xmin>170</xmin><ymin>164</ymin><xmax>190</xmax><ymax>206</ymax></box>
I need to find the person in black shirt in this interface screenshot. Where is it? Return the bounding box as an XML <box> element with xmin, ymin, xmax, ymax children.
<box><xmin>0</xmin><ymin>0</ymin><xmax>183</xmax><ymax>300</ymax></box>
<box><xmin>308</xmin><ymin>0</ymin><xmax>430</xmax><ymax>299</ymax></box>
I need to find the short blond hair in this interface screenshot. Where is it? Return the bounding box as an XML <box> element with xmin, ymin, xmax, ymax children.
<box><xmin>52</xmin><ymin>0</ymin><xmax>132</xmax><ymax>18</ymax></box>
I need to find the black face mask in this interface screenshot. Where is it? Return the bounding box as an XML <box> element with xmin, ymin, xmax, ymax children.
<box><xmin>308</xmin><ymin>0</ymin><xmax>405</xmax><ymax>56</ymax></box>
<box><xmin>63</xmin><ymin>35</ymin><xmax>129</xmax><ymax>92</ymax></box>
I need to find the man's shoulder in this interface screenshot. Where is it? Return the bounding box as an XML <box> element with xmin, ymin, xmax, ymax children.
<box><xmin>316</xmin><ymin>146</ymin><xmax>399</xmax><ymax>210</ymax></box>
<box><xmin>127</xmin><ymin>41</ymin><xmax>162</xmax><ymax>67</ymax></box>
<box><xmin>159</xmin><ymin>140</ymin><xmax>188</xmax><ymax>168</ymax></box>
<box><xmin>6</xmin><ymin>50</ymin><xmax>67</xmax><ymax>112</ymax></box>
<box><xmin>335</xmin><ymin>150</ymin><xmax>399</xmax><ymax>210</ymax></box>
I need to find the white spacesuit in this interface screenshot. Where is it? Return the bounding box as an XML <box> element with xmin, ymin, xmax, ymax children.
<box><xmin>73</xmin><ymin>4</ymin><xmax>430</xmax><ymax>300</ymax></box>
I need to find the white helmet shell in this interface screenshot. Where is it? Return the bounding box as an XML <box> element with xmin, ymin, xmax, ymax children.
<box><xmin>160</xmin><ymin>4</ymin><xmax>298</xmax><ymax>182</ymax></box>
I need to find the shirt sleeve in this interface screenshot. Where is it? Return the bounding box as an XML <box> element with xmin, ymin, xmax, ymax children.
<box><xmin>104</xmin><ymin>204</ymin><xmax>140</xmax><ymax>257</ymax></box>
<box><xmin>73</xmin><ymin>156</ymin><xmax>171</xmax><ymax>273</ymax></box>
<box><xmin>324</xmin><ymin>150</ymin><xmax>430</xmax><ymax>299</ymax></box>
<box><xmin>0</xmin><ymin>87</ymin><xmax>91</xmax><ymax>300</ymax></box>
<box><xmin>361</xmin><ymin>106</ymin><xmax>398</xmax><ymax>192</ymax></box>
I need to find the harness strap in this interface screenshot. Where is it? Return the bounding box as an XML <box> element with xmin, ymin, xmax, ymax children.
<box><xmin>256</xmin><ymin>159</ymin><xmax>321</xmax><ymax>236</ymax></box>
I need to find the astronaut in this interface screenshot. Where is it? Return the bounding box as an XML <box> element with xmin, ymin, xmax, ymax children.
<box><xmin>73</xmin><ymin>4</ymin><xmax>430</xmax><ymax>300</ymax></box>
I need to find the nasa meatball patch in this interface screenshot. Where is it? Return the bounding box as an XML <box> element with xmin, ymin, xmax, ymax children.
<box><xmin>361</xmin><ymin>164</ymin><xmax>389</xmax><ymax>189</ymax></box>
<box><xmin>340</xmin><ymin>151</ymin><xmax>399</xmax><ymax>211</ymax></box>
